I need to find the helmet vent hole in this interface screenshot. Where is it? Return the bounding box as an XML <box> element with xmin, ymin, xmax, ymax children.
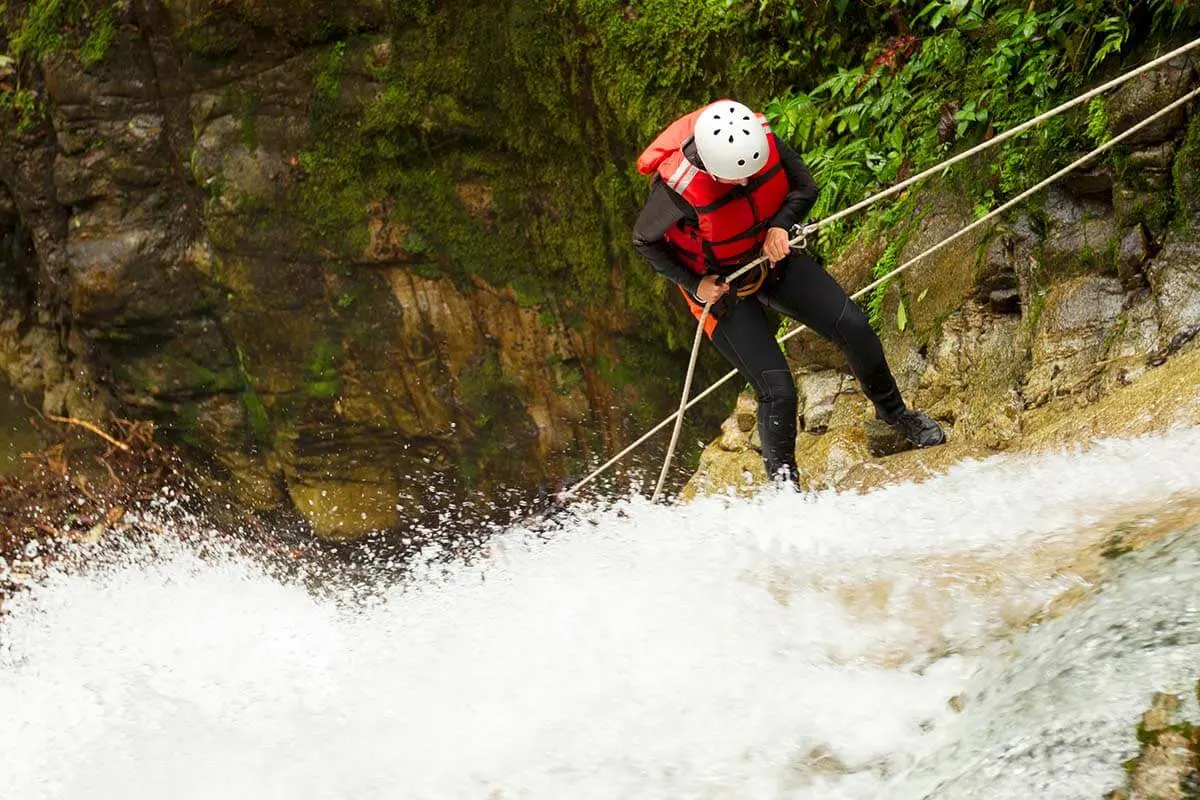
<box><xmin>713</xmin><ymin>129</ymin><xmax>721</xmax><ymax>136</ymax></box>
<box><xmin>729</xmin><ymin>106</ymin><xmax>735</xmax><ymax>113</ymax></box>
<box><xmin>737</xmin><ymin>159</ymin><xmax>745</xmax><ymax>166</ymax></box>
<box><xmin>727</xmin><ymin>135</ymin><xmax>734</xmax><ymax>143</ymax></box>
<box><xmin>742</xmin><ymin>129</ymin><xmax>750</xmax><ymax>136</ymax></box>
<box><xmin>743</xmin><ymin>115</ymin><xmax>750</xmax><ymax>121</ymax></box>
<box><xmin>753</xmin><ymin>151</ymin><xmax>760</xmax><ymax>159</ymax></box>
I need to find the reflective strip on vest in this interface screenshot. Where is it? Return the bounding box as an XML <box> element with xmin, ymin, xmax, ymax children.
<box><xmin>667</xmin><ymin>160</ymin><xmax>699</xmax><ymax>194</ymax></box>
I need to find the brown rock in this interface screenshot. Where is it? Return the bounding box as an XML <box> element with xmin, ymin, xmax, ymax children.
<box><xmin>1107</xmin><ymin>56</ymin><xmax>1198</xmax><ymax>147</ymax></box>
<box><xmin>1098</xmin><ymin>290</ymin><xmax>1160</xmax><ymax>393</ymax></box>
<box><xmin>1040</xmin><ymin>187</ymin><xmax>1118</xmax><ymax>277</ymax></box>
<box><xmin>865</xmin><ymin>418</ymin><xmax>909</xmax><ymax>457</ymax></box>
<box><xmin>1117</xmin><ymin>225</ymin><xmax>1152</xmax><ymax>287</ymax></box>
<box><xmin>988</xmin><ymin>288</ymin><xmax>1021</xmax><ymax>314</ymax></box>
<box><xmin>1129</xmin><ymin>142</ymin><xmax>1176</xmax><ymax>171</ymax></box>
<box><xmin>717</xmin><ymin>415</ymin><xmax>752</xmax><ymax>453</ymax></box>
<box><xmin>735</xmin><ymin>390</ymin><xmax>758</xmax><ymax>432</ymax></box>
<box><xmin>1145</xmin><ymin>237</ymin><xmax>1200</xmax><ymax>356</ymax></box>
<box><xmin>1024</xmin><ymin>276</ymin><xmax>1125</xmax><ymax>406</ymax></box>
<box><xmin>799</xmin><ymin>371</ymin><xmax>842</xmax><ymax>433</ymax></box>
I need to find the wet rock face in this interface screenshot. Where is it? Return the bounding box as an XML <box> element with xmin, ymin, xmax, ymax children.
<box><xmin>0</xmin><ymin>3</ymin><xmax>648</xmax><ymax>538</ymax></box>
<box><xmin>1145</xmin><ymin>237</ymin><xmax>1200</xmax><ymax>357</ymax></box>
<box><xmin>1024</xmin><ymin>276</ymin><xmax>1125</xmax><ymax>406</ymax></box>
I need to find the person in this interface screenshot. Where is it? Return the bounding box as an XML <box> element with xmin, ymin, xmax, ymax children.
<box><xmin>632</xmin><ymin>99</ymin><xmax>945</xmax><ymax>485</ymax></box>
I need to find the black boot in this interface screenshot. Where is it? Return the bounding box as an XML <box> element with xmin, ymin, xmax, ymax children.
<box><xmin>765</xmin><ymin>461</ymin><xmax>802</xmax><ymax>491</ymax></box>
<box><xmin>883</xmin><ymin>408</ymin><xmax>946</xmax><ymax>448</ymax></box>
<box><xmin>757</xmin><ymin>368</ymin><xmax>802</xmax><ymax>489</ymax></box>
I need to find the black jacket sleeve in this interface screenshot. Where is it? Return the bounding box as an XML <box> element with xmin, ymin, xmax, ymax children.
<box><xmin>631</xmin><ymin>178</ymin><xmax>704</xmax><ymax>295</ymax></box>
<box><xmin>767</xmin><ymin>135</ymin><xmax>819</xmax><ymax>232</ymax></box>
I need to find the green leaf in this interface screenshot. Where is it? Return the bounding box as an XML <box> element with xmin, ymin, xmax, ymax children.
<box><xmin>918</xmin><ymin>288</ymin><xmax>929</xmax><ymax>303</ymax></box>
<box><xmin>897</xmin><ymin>298</ymin><xmax>908</xmax><ymax>331</ymax></box>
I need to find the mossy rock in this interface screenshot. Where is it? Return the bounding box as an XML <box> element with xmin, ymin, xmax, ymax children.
<box><xmin>287</xmin><ymin>479</ymin><xmax>400</xmax><ymax>539</ymax></box>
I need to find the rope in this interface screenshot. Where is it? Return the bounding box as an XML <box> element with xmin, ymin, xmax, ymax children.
<box><xmin>557</xmin><ymin>42</ymin><xmax>1200</xmax><ymax>503</ymax></box>
<box><xmin>650</xmin><ymin>302</ymin><xmax>712</xmax><ymax>503</ymax></box>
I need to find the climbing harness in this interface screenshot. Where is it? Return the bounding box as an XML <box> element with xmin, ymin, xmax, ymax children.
<box><xmin>733</xmin><ymin>262</ymin><xmax>769</xmax><ymax>297</ymax></box>
<box><xmin>558</xmin><ymin>35</ymin><xmax>1200</xmax><ymax>504</ymax></box>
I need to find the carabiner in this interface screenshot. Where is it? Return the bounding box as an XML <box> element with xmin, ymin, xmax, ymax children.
<box><xmin>789</xmin><ymin>223</ymin><xmax>810</xmax><ymax>252</ymax></box>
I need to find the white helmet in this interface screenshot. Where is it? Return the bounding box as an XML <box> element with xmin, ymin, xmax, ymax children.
<box><xmin>693</xmin><ymin>100</ymin><xmax>769</xmax><ymax>181</ymax></box>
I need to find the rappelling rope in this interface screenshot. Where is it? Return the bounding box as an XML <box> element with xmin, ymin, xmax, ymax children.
<box><xmin>650</xmin><ymin>303</ymin><xmax>713</xmax><ymax>502</ymax></box>
<box><xmin>566</xmin><ymin>38</ymin><xmax>1200</xmax><ymax>503</ymax></box>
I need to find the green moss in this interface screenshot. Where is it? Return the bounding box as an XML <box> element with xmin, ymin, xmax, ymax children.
<box><xmin>174</xmin><ymin>401</ymin><xmax>204</xmax><ymax>449</ymax></box>
<box><xmin>314</xmin><ymin>39</ymin><xmax>347</xmax><ymax>103</ymax></box>
<box><xmin>184</xmin><ymin>22</ymin><xmax>246</xmax><ymax>58</ymax></box>
<box><xmin>233</xmin><ymin>346</ymin><xmax>272</xmax><ymax>450</ymax></box>
<box><xmin>303</xmin><ymin>338</ymin><xmax>341</xmax><ymax>399</ymax></box>
<box><xmin>241</xmin><ymin>389</ymin><xmax>271</xmax><ymax>449</ymax></box>
<box><xmin>454</xmin><ymin>348</ymin><xmax>539</xmax><ymax>485</ymax></box>
<box><xmin>78</xmin><ymin>4</ymin><xmax>114</xmax><ymax>65</ymax></box>
<box><xmin>184</xmin><ymin>363</ymin><xmax>243</xmax><ymax>394</ymax></box>
<box><xmin>238</xmin><ymin>89</ymin><xmax>260</xmax><ymax>151</ymax></box>
<box><xmin>0</xmin><ymin>87</ymin><xmax>42</xmax><ymax>133</ymax></box>
<box><xmin>1125</xmin><ymin>192</ymin><xmax>1173</xmax><ymax>233</ymax></box>
<box><xmin>1173</xmin><ymin>113</ymin><xmax>1200</xmax><ymax>225</ymax></box>
<box><xmin>8</xmin><ymin>0</ymin><xmax>117</xmax><ymax>64</ymax></box>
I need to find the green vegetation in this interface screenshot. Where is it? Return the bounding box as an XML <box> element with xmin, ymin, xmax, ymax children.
<box><xmin>762</xmin><ymin>0</ymin><xmax>1198</xmax><ymax>257</ymax></box>
<box><xmin>287</xmin><ymin>1</ymin><xmax>852</xmax><ymax>351</ymax></box>
<box><xmin>302</xmin><ymin>338</ymin><xmax>341</xmax><ymax>399</ymax></box>
<box><xmin>4</xmin><ymin>0</ymin><xmax>117</xmax><ymax>64</ymax></box>
<box><xmin>0</xmin><ymin>0</ymin><xmax>119</xmax><ymax>132</ymax></box>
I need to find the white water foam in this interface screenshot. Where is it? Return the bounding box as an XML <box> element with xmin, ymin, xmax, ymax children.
<box><xmin>3</xmin><ymin>429</ymin><xmax>1200</xmax><ymax>799</ymax></box>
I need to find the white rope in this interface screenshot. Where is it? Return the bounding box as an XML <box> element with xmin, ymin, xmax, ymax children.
<box><xmin>559</xmin><ymin>42</ymin><xmax>1200</xmax><ymax>502</ymax></box>
<box><xmin>650</xmin><ymin>302</ymin><xmax>712</xmax><ymax>503</ymax></box>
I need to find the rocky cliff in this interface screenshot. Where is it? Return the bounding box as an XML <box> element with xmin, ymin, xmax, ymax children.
<box><xmin>3</xmin><ymin>2</ymin><xmax>1199</xmax><ymax>536</ymax></box>
<box><xmin>0</xmin><ymin>0</ymin><xmax>769</xmax><ymax>536</ymax></box>
<box><xmin>688</xmin><ymin>56</ymin><xmax>1200</xmax><ymax>496</ymax></box>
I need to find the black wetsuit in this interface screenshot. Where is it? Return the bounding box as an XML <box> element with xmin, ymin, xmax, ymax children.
<box><xmin>631</xmin><ymin>135</ymin><xmax>905</xmax><ymax>479</ymax></box>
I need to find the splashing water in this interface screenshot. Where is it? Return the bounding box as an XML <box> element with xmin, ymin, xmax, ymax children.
<box><xmin>3</xmin><ymin>431</ymin><xmax>1200</xmax><ymax>799</ymax></box>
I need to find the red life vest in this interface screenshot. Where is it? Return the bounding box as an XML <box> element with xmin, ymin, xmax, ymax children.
<box><xmin>636</xmin><ymin>109</ymin><xmax>789</xmax><ymax>277</ymax></box>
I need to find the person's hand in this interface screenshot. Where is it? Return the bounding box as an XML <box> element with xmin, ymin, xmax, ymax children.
<box><xmin>695</xmin><ymin>275</ymin><xmax>729</xmax><ymax>304</ymax></box>
<box><xmin>763</xmin><ymin>226</ymin><xmax>791</xmax><ymax>264</ymax></box>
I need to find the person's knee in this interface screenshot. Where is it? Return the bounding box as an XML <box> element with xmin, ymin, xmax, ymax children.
<box><xmin>758</xmin><ymin>369</ymin><xmax>798</xmax><ymax>410</ymax></box>
<box><xmin>834</xmin><ymin>299</ymin><xmax>879</xmax><ymax>349</ymax></box>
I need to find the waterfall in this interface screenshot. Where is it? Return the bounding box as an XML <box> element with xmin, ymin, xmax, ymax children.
<box><xmin>3</xmin><ymin>430</ymin><xmax>1200</xmax><ymax>799</ymax></box>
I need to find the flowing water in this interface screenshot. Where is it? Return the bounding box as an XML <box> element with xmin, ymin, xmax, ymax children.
<box><xmin>2</xmin><ymin>430</ymin><xmax>1200</xmax><ymax>799</ymax></box>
